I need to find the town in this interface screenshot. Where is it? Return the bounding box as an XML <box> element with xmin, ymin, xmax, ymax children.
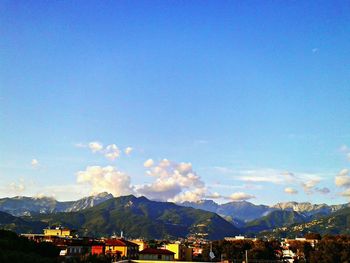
<box><xmin>0</xmin><ymin>226</ymin><xmax>343</xmax><ymax>262</ymax></box>
<box><xmin>2</xmin><ymin>1</ymin><xmax>350</xmax><ymax>262</ymax></box>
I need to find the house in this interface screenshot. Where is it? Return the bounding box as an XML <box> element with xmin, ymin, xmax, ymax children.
<box><xmin>139</xmin><ymin>248</ymin><xmax>175</xmax><ymax>261</ymax></box>
<box><xmin>164</xmin><ymin>242</ymin><xmax>192</xmax><ymax>261</ymax></box>
<box><xmin>65</xmin><ymin>239</ymin><xmax>90</xmax><ymax>258</ymax></box>
<box><xmin>105</xmin><ymin>239</ymin><xmax>139</xmax><ymax>259</ymax></box>
<box><xmin>91</xmin><ymin>241</ymin><xmax>105</xmax><ymax>255</ymax></box>
<box><xmin>130</xmin><ymin>239</ymin><xmax>149</xmax><ymax>251</ymax></box>
<box><xmin>224</xmin><ymin>236</ymin><xmax>258</xmax><ymax>242</ymax></box>
<box><xmin>43</xmin><ymin>226</ymin><xmax>75</xmax><ymax>237</ymax></box>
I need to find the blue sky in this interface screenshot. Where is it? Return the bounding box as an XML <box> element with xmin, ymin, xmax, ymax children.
<box><xmin>1</xmin><ymin>1</ymin><xmax>350</xmax><ymax>204</ymax></box>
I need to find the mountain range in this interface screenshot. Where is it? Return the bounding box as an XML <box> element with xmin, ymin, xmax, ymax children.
<box><xmin>261</xmin><ymin>207</ymin><xmax>350</xmax><ymax>238</ymax></box>
<box><xmin>0</xmin><ymin>195</ymin><xmax>239</xmax><ymax>239</ymax></box>
<box><xmin>181</xmin><ymin>200</ymin><xmax>350</xmax><ymax>222</ymax></box>
<box><xmin>0</xmin><ymin>192</ymin><xmax>113</xmax><ymax>216</ymax></box>
<box><xmin>0</xmin><ymin>211</ymin><xmax>46</xmax><ymax>233</ymax></box>
<box><xmin>0</xmin><ymin>193</ymin><xmax>349</xmax><ymax>239</ymax></box>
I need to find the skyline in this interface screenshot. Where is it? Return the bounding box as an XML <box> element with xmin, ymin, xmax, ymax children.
<box><xmin>1</xmin><ymin>1</ymin><xmax>350</xmax><ymax>205</ymax></box>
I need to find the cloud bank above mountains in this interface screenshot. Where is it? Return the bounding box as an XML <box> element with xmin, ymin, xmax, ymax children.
<box><xmin>3</xmin><ymin>140</ymin><xmax>347</xmax><ymax>204</ymax></box>
<box><xmin>70</xmin><ymin>141</ymin><xmax>333</xmax><ymax>203</ymax></box>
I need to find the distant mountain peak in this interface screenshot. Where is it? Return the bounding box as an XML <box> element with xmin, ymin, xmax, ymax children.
<box><xmin>0</xmin><ymin>192</ymin><xmax>115</xmax><ymax>216</ymax></box>
<box><xmin>93</xmin><ymin>192</ymin><xmax>114</xmax><ymax>198</ymax></box>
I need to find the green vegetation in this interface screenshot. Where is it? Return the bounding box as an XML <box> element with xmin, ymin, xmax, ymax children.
<box><xmin>201</xmin><ymin>239</ymin><xmax>280</xmax><ymax>262</ymax></box>
<box><xmin>28</xmin><ymin>195</ymin><xmax>239</xmax><ymax>239</ymax></box>
<box><xmin>200</xmin><ymin>235</ymin><xmax>350</xmax><ymax>263</ymax></box>
<box><xmin>244</xmin><ymin>210</ymin><xmax>307</xmax><ymax>233</ymax></box>
<box><xmin>309</xmin><ymin>235</ymin><xmax>350</xmax><ymax>263</ymax></box>
<box><xmin>0</xmin><ymin>229</ymin><xmax>59</xmax><ymax>263</ymax></box>
<box><xmin>0</xmin><ymin>211</ymin><xmax>46</xmax><ymax>233</ymax></box>
<box><xmin>262</xmin><ymin>207</ymin><xmax>350</xmax><ymax>238</ymax></box>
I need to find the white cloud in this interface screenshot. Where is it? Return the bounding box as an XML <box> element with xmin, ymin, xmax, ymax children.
<box><xmin>77</xmin><ymin>166</ymin><xmax>133</xmax><ymax>196</ymax></box>
<box><xmin>302</xmin><ymin>178</ymin><xmax>321</xmax><ymax>193</ymax></box>
<box><xmin>301</xmin><ymin>179</ymin><xmax>321</xmax><ymax>195</ymax></box>
<box><xmin>315</xmin><ymin>187</ymin><xmax>330</xmax><ymax>194</ymax></box>
<box><xmin>80</xmin><ymin>141</ymin><xmax>133</xmax><ymax>160</ymax></box>
<box><xmin>284</xmin><ymin>187</ymin><xmax>298</xmax><ymax>194</ymax></box>
<box><xmin>171</xmin><ymin>188</ymin><xmax>207</xmax><ymax>203</ymax></box>
<box><xmin>341</xmin><ymin>188</ymin><xmax>350</xmax><ymax>197</ymax></box>
<box><xmin>89</xmin><ymin>141</ymin><xmax>103</xmax><ymax>153</ymax></box>
<box><xmin>143</xmin><ymin>159</ymin><xmax>154</xmax><ymax>168</ymax></box>
<box><xmin>225</xmin><ymin>168</ymin><xmax>324</xmax><ymax>195</ymax></box>
<box><xmin>205</xmin><ymin>192</ymin><xmax>222</xmax><ymax>199</ymax></box>
<box><xmin>104</xmin><ymin>144</ymin><xmax>120</xmax><ymax>160</ymax></box>
<box><xmin>335</xmin><ymin>169</ymin><xmax>350</xmax><ymax>187</ymax></box>
<box><xmin>335</xmin><ymin>169</ymin><xmax>350</xmax><ymax>199</ymax></box>
<box><xmin>228</xmin><ymin>192</ymin><xmax>255</xmax><ymax>201</ymax></box>
<box><xmin>138</xmin><ymin>159</ymin><xmax>206</xmax><ymax>202</ymax></box>
<box><xmin>9</xmin><ymin>182</ymin><xmax>25</xmax><ymax>194</ymax></box>
<box><xmin>31</xmin><ymin>159</ymin><xmax>39</xmax><ymax>168</ymax></box>
<box><xmin>124</xmin><ymin>147</ymin><xmax>133</xmax><ymax>155</ymax></box>
<box><xmin>238</xmin><ymin>169</ymin><xmax>295</xmax><ymax>184</ymax></box>
<box><xmin>34</xmin><ymin>184</ymin><xmax>90</xmax><ymax>201</ymax></box>
<box><xmin>338</xmin><ymin>168</ymin><xmax>349</xmax><ymax>177</ymax></box>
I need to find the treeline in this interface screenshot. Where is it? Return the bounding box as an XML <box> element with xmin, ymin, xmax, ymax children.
<box><xmin>200</xmin><ymin>239</ymin><xmax>280</xmax><ymax>262</ymax></box>
<box><xmin>199</xmin><ymin>234</ymin><xmax>350</xmax><ymax>263</ymax></box>
<box><xmin>0</xmin><ymin>229</ymin><xmax>59</xmax><ymax>263</ymax></box>
<box><xmin>292</xmin><ymin>235</ymin><xmax>350</xmax><ymax>263</ymax></box>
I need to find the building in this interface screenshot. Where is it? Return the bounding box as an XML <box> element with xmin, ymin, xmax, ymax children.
<box><xmin>164</xmin><ymin>242</ymin><xmax>192</xmax><ymax>261</ymax></box>
<box><xmin>105</xmin><ymin>239</ymin><xmax>139</xmax><ymax>259</ymax></box>
<box><xmin>224</xmin><ymin>236</ymin><xmax>258</xmax><ymax>242</ymax></box>
<box><xmin>43</xmin><ymin>226</ymin><xmax>75</xmax><ymax>237</ymax></box>
<box><xmin>131</xmin><ymin>239</ymin><xmax>149</xmax><ymax>251</ymax></box>
<box><xmin>91</xmin><ymin>241</ymin><xmax>105</xmax><ymax>255</ymax></box>
<box><xmin>139</xmin><ymin>248</ymin><xmax>175</xmax><ymax>261</ymax></box>
<box><xmin>64</xmin><ymin>239</ymin><xmax>90</xmax><ymax>258</ymax></box>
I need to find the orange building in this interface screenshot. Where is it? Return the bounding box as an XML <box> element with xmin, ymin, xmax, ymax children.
<box><xmin>105</xmin><ymin>239</ymin><xmax>139</xmax><ymax>259</ymax></box>
<box><xmin>91</xmin><ymin>241</ymin><xmax>105</xmax><ymax>255</ymax></box>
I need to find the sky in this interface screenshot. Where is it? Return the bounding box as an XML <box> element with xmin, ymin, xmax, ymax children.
<box><xmin>1</xmin><ymin>1</ymin><xmax>350</xmax><ymax>205</ymax></box>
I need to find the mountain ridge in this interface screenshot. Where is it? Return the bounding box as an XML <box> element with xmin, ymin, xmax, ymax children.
<box><xmin>1</xmin><ymin>194</ymin><xmax>350</xmax><ymax>238</ymax></box>
<box><xmin>0</xmin><ymin>192</ymin><xmax>114</xmax><ymax>216</ymax></box>
<box><xmin>180</xmin><ymin>199</ymin><xmax>350</xmax><ymax>223</ymax></box>
<box><xmin>17</xmin><ymin>195</ymin><xmax>240</xmax><ymax>239</ymax></box>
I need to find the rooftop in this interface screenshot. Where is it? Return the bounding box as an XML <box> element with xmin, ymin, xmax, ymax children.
<box><xmin>139</xmin><ymin>248</ymin><xmax>175</xmax><ymax>255</ymax></box>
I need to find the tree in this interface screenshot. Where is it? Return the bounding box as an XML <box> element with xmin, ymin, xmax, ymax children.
<box><xmin>304</xmin><ymin>233</ymin><xmax>321</xmax><ymax>240</ymax></box>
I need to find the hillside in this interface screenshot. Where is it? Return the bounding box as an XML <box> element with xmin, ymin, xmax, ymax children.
<box><xmin>0</xmin><ymin>192</ymin><xmax>113</xmax><ymax>216</ymax></box>
<box><xmin>265</xmin><ymin>207</ymin><xmax>350</xmax><ymax>237</ymax></box>
<box><xmin>244</xmin><ymin>210</ymin><xmax>308</xmax><ymax>233</ymax></box>
<box><xmin>272</xmin><ymin>202</ymin><xmax>349</xmax><ymax>217</ymax></box>
<box><xmin>0</xmin><ymin>211</ymin><xmax>46</xmax><ymax>233</ymax></box>
<box><xmin>28</xmin><ymin>195</ymin><xmax>240</xmax><ymax>239</ymax></box>
<box><xmin>181</xmin><ymin>200</ymin><xmax>273</xmax><ymax>222</ymax></box>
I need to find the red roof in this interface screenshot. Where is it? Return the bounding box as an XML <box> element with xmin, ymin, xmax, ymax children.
<box><xmin>139</xmin><ymin>248</ymin><xmax>175</xmax><ymax>255</ymax></box>
<box><xmin>105</xmin><ymin>239</ymin><xmax>138</xmax><ymax>247</ymax></box>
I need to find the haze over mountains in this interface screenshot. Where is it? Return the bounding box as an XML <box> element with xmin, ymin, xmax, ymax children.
<box><xmin>181</xmin><ymin>199</ymin><xmax>350</xmax><ymax>222</ymax></box>
<box><xmin>0</xmin><ymin>192</ymin><xmax>113</xmax><ymax>216</ymax></box>
<box><xmin>0</xmin><ymin>193</ymin><xmax>349</xmax><ymax>239</ymax></box>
